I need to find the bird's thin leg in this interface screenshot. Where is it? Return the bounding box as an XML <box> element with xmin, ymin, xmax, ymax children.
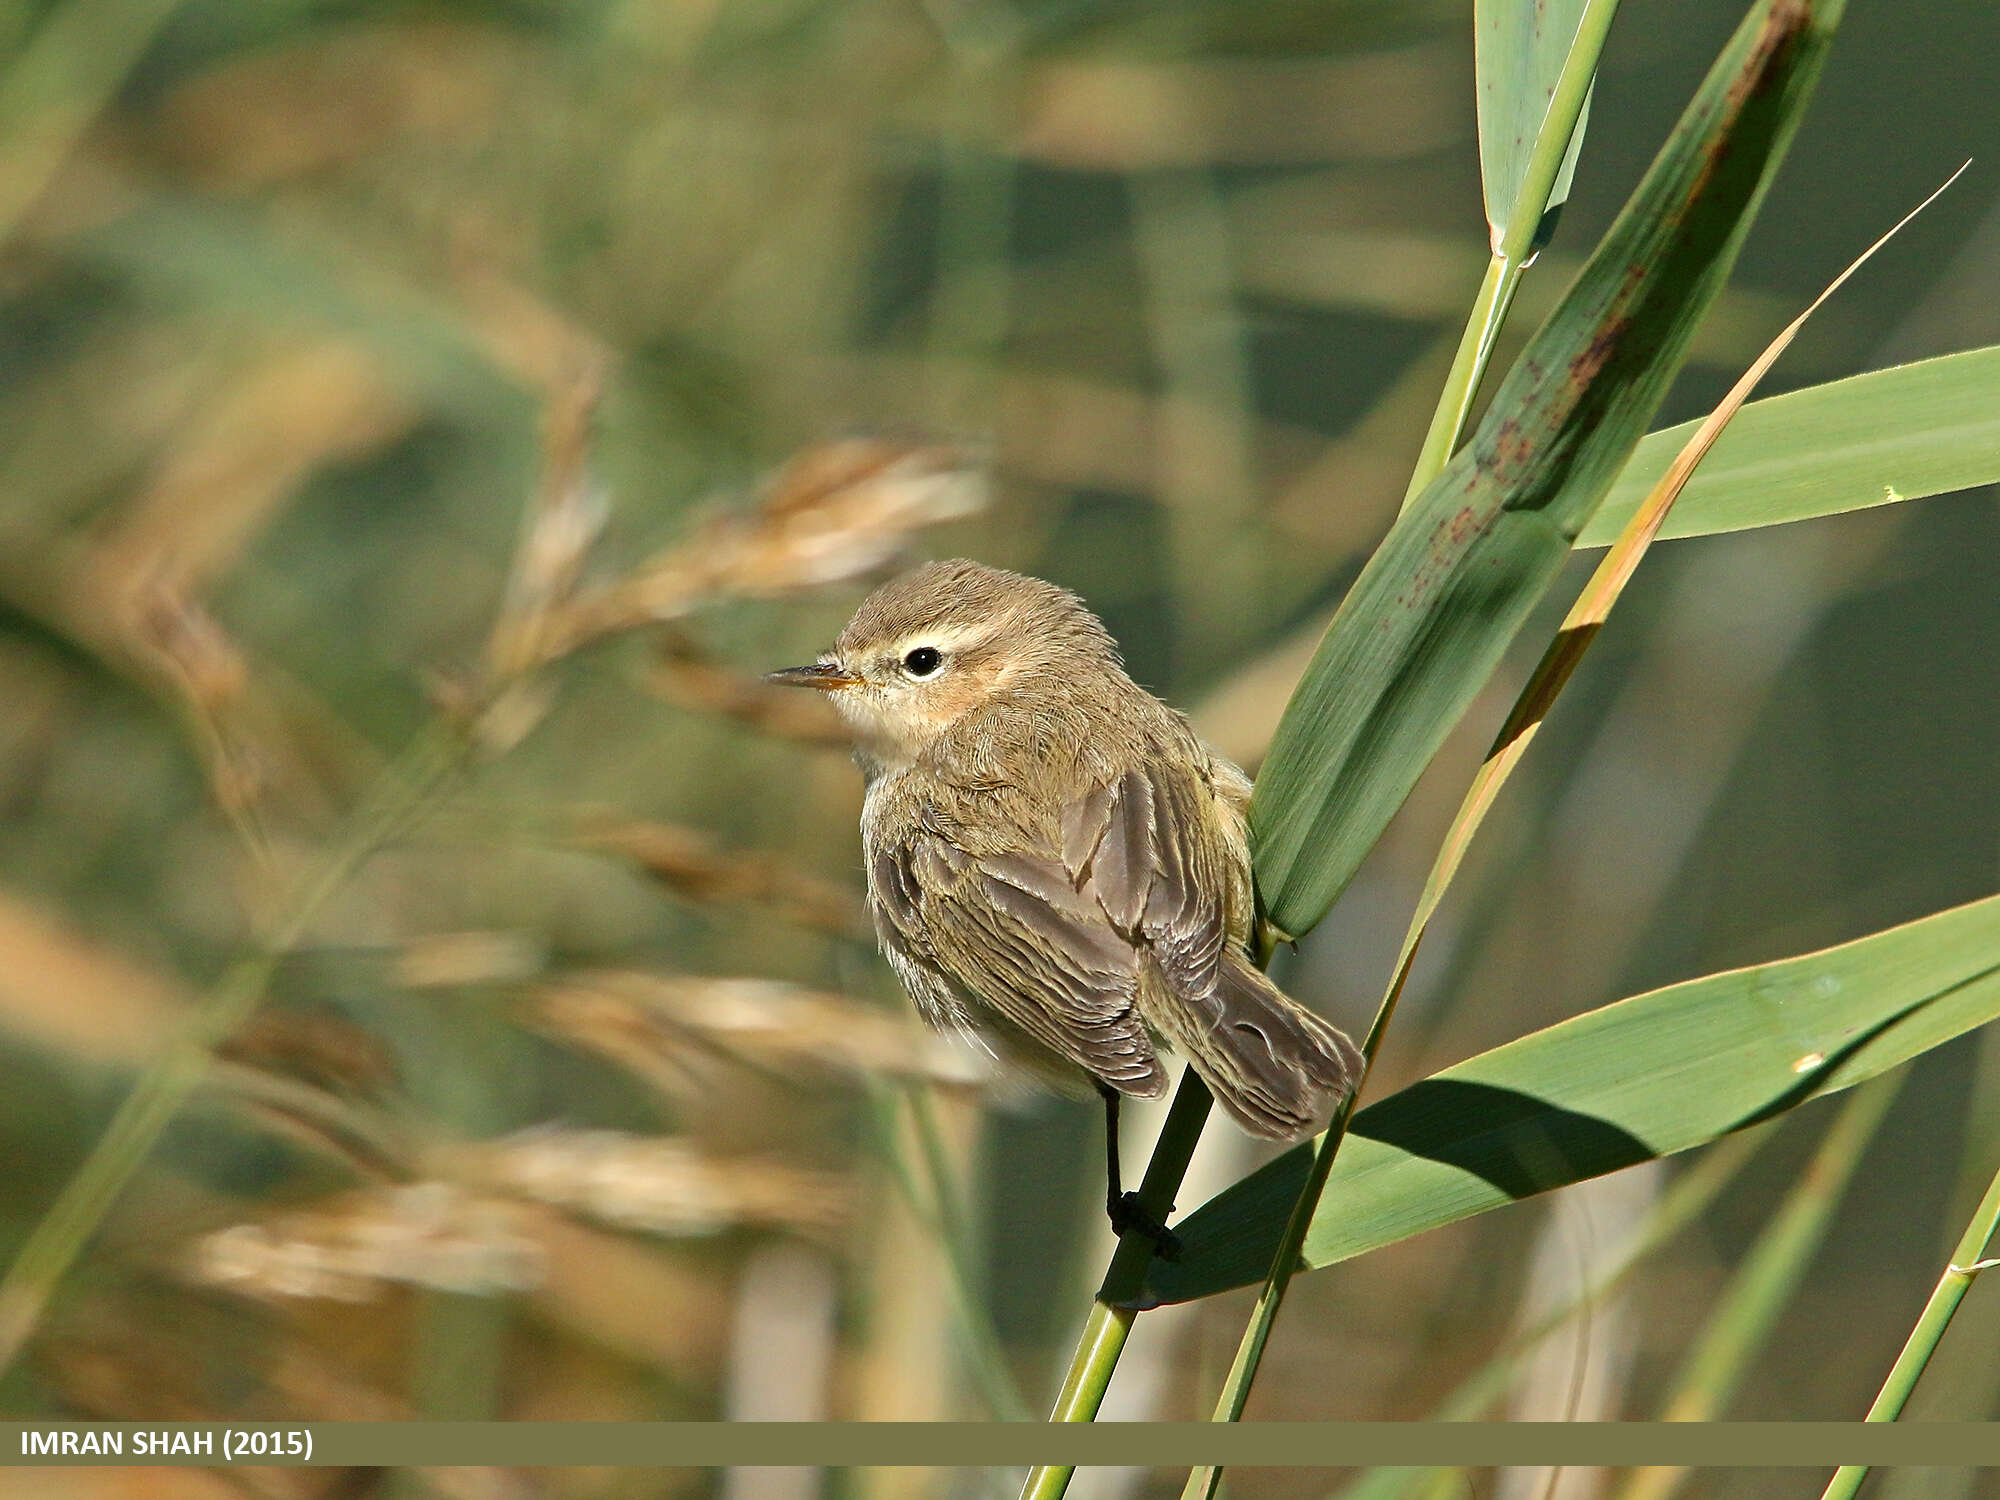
<box><xmin>1100</xmin><ymin>1082</ymin><xmax>1124</xmax><ymax>1212</ymax></box>
<box><xmin>1096</xmin><ymin>1082</ymin><xmax>1180</xmax><ymax>1260</ymax></box>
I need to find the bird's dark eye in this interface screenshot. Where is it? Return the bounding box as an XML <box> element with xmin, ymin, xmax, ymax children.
<box><xmin>902</xmin><ymin>646</ymin><xmax>943</xmax><ymax>677</ymax></box>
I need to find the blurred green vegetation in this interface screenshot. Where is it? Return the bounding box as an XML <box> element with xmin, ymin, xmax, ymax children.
<box><xmin>0</xmin><ymin>0</ymin><xmax>1995</xmax><ymax>1498</ymax></box>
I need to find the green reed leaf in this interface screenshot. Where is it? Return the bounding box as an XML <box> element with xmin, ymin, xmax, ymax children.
<box><xmin>1582</xmin><ymin>343</ymin><xmax>2000</xmax><ymax>545</ymax></box>
<box><xmin>1251</xmin><ymin>0</ymin><xmax>1846</xmax><ymax>941</ymax></box>
<box><xmin>1136</xmin><ymin>889</ymin><xmax>2000</xmax><ymax>1307</ymax></box>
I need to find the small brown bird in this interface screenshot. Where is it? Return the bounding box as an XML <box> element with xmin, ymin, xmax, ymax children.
<box><xmin>769</xmin><ymin>559</ymin><xmax>1360</xmax><ymax>1249</ymax></box>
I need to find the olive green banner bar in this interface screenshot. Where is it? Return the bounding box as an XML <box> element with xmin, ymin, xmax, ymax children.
<box><xmin>4</xmin><ymin>1423</ymin><xmax>1999</xmax><ymax>1468</ymax></box>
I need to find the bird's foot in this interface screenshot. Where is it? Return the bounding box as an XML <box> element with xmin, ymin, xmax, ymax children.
<box><xmin>1108</xmin><ymin>1191</ymin><xmax>1181</xmax><ymax>1261</ymax></box>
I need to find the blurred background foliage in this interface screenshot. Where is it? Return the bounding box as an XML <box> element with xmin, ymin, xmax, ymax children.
<box><xmin>0</xmin><ymin>0</ymin><xmax>1995</xmax><ymax>1497</ymax></box>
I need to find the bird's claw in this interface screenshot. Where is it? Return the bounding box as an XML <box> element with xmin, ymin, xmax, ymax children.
<box><xmin>1108</xmin><ymin>1191</ymin><xmax>1182</xmax><ymax>1261</ymax></box>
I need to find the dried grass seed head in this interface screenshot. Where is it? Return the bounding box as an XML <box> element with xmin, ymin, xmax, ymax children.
<box><xmin>189</xmin><ymin>1183</ymin><xmax>546</xmax><ymax>1303</ymax></box>
<box><xmin>558</xmin><ymin>440</ymin><xmax>987</xmax><ymax>648</ymax></box>
<box><xmin>449</xmin><ymin>1128</ymin><xmax>848</xmax><ymax>1239</ymax></box>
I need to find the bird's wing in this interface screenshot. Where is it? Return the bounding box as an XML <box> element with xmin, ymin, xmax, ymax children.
<box><xmin>1074</xmin><ymin>760</ymin><xmax>1362</xmax><ymax>1140</ymax></box>
<box><xmin>869</xmin><ymin>824</ymin><xmax>1166</xmax><ymax>1092</ymax></box>
<box><xmin>1065</xmin><ymin>763</ymin><xmax>1231</xmax><ymax>1007</ymax></box>
<box><xmin>867</xmin><ymin>837</ymin><xmax>981</xmax><ymax>1043</ymax></box>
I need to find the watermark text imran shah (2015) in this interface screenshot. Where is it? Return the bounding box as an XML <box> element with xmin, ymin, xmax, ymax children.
<box><xmin>18</xmin><ymin>1426</ymin><xmax>311</xmax><ymax>1461</ymax></box>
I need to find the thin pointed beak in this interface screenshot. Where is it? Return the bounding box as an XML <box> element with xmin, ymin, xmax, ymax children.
<box><xmin>765</xmin><ymin>661</ymin><xmax>861</xmax><ymax>691</ymax></box>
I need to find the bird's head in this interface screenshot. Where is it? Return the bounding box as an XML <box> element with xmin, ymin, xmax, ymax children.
<box><xmin>766</xmin><ymin>558</ymin><xmax>1118</xmax><ymax>774</ymax></box>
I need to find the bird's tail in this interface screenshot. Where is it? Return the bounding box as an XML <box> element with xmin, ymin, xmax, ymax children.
<box><xmin>1154</xmin><ymin>955</ymin><xmax>1362</xmax><ymax>1141</ymax></box>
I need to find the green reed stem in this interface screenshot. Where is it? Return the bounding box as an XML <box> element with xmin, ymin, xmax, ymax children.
<box><xmin>1400</xmin><ymin>0</ymin><xmax>1621</xmax><ymax>511</ymax></box>
<box><xmin>0</xmin><ymin>721</ymin><xmax>463</xmax><ymax>1375</ymax></box>
<box><xmin>1401</xmin><ymin>253</ymin><xmax>1525</xmax><ymax>510</ymax></box>
<box><xmin>1819</xmin><ymin>1151</ymin><xmax>2000</xmax><ymax>1500</ymax></box>
<box><xmin>1018</xmin><ymin>1073</ymin><xmax>1213</xmax><ymax>1500</ymax></box>
<box><xmin>1612</xmin><ymin>1074</ymin><xmax>1906</xmax><ymax>1500</ymax></box>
